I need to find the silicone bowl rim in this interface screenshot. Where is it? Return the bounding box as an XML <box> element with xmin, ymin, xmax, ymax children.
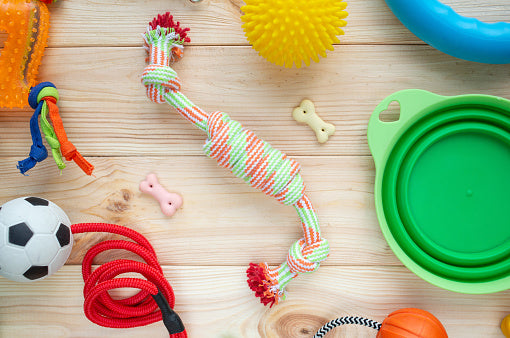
<box><xmin>384</xmin><ymin>0</ymin><xmax>510</xmax><ymax>64</ymax></box>
<box><xmin>385</xmin><ymin>115</ymin><xmax>510</xmax><ymax>282</ymax></box>
<box><xmin>369</xmin><ymin>90</ymin><xmax>510</xmax><ymax>294</ymax></box>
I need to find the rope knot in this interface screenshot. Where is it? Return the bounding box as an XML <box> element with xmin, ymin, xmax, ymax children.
<box><xmin>28</xmin><ymin>82</ymin><xmax>59</xmax><ymax>109</ymax></box>
<box><xmin>287</xmin><ymin>238</ymin><xmax>330</xmax><ymax>274</ymax></box>
<box><xmin>17</xmin><ymin>144</ymin><xmax>48</xmax><ymax>175</ymax></box>
<box><xmin>29</xmin><ymin>144</ymin><xmax>48</xmax><ymax>162</ymax></box>
<box><xmin>142</xmin><ymin>64</ymin><xmax>181</xmax><ymax>104</ymax></box>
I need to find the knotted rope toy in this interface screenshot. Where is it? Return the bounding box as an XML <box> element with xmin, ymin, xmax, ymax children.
<box><xmin>141</xmin><ymin>12</ymin><xmax>330</xmax><ymax>307</ymax></box>
<box><xmin>18</xmin><ymin>82</ymin><xmax>94</xmax><ymax>175</ymax></box>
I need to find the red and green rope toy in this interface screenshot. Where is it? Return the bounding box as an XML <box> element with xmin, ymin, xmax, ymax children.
<box><xmin>141</xmin><ymin>13</ymin><xmax>330</xmax><ymax>307</ymax></box>
<box><xmin>72</xmin><ymin>223</ymin><xmax>187</xmax><ymax>338</ymax></box>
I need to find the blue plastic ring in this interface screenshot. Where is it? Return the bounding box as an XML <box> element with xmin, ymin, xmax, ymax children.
<box><xmin>385</xmin><ymin>0</ymin><xmax>510</xmax><ymax>64</ymax></box>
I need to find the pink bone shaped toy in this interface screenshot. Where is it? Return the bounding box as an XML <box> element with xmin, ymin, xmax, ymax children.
<box><xmin>139</xmin><ymin>173</ymin><xmax>183</xmax><ymax>216</ymax></box>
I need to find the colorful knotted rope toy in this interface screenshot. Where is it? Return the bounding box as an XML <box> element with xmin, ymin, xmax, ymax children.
<box><xmin>18</xmin><ymin>82</ymin><xmax>94</xmax><ymax>175</ymax></box>
<box><xmin>141</xmin><ymin>13</ymin><xmax>330</xmax><ymax>307</ymax></box>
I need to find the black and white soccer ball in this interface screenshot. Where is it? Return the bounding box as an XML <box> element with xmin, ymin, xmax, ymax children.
<box><xmin>0</xmin><ymin>197</ymin><xmax>73</xmax><ymax>282</ymax></box>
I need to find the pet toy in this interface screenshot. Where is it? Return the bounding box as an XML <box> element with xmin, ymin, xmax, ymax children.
<box><xmin>502</xmin><ymin>314</ymin><xmax>510</xmax><ymax>337</ymax></box>
<box><xmin>140</xmin><ymin>173</ymin><xmax>183</xmax><ymax>217</ymax></box>
<box><xmin>0</xmin><ymin>197</ymin><xmax>186</xmax><ymax>337</ymax></box>
<box><xmin>141</xmin><ymin>12</ymin><xmax>329</xmax><ymax>307</ymax></box>
<box><xmin>241</xmin><ymin>0</ymin><xmax>348</xmax><ymax>68</ymax></box>
<box><xmin>18</xmin><ymin>82</ymin><xmax>94</xmax><ymax>175</ymax></box>
<box><xmin>0</xmin><ymin>0</ymin><xmax>93</xmax><ymax>175</ymax></box>
<box><xmin>292</xmin><ymin>100</ymin><xmax>335</xmax><ymax>143</ymax></box>
<box><xmin>314</xmin><ymin>308</ymin><xmax>448</xmax><ymax>338</ymax></box>
<box><xmin>0</xmin><ymin>196</ymin><xmax>72</xmax><ymax>282</ymax></box>
<box><xmin>385</xmin><ymin>0</ymin><xmax>510</xmax><ymax>64</ymax></box>
<box><xmin>0</xmin><ymin>0</ymin><xmax>54</xmax><ymax>108</ymax></box>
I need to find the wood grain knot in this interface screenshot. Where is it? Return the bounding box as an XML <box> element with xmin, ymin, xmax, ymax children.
<box><xmin>267</xmin><ymin>310</ymin><xmax>328</xmax><ymax>338</ymax></box>
<box><xmin>83</xmin><ymin>188</ymin><xmax>137</xmax><ymax>224</ymax></box>
<box><xmin>106</xmin><ymin>189</ymin><xmax>133</xmax><ymax>213</ymax></box>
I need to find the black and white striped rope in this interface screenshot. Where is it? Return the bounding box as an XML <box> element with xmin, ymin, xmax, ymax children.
<box><xmin>313</xmin><ymin>316</ymin><xmax>382</xmax><ymax>338</ymax></box>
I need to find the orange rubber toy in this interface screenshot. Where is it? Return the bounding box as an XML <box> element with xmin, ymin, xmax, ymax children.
<box><xmin>377</xmin><ymin>308</ymin><xmax>448</xmax><ymax>338</ymax></box>
<box><xmin>0</xmin><ymin>0</ymin><xmax>51</xmax><ymax>108</ymax></box>
<box><xmin>314</xmin><ymin>308</ymin><xmax>448</xmax><ymax>338</ymax></box>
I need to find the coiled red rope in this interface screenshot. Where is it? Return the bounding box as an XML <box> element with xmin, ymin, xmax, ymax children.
<box><xmin>71</xmin><ymin>223</ymin><xmax>187</xmax><ymax>337</ymax></box>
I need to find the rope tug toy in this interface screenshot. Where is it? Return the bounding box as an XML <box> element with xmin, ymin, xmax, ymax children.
<box><xmin>314</xmin><ymin>308</ymin><xmax>448</xmax><ymax>338</ymax></box>
<box><xmin>18</xmin><ymin>82</ymin><xmax>94</xmax><ymax>175</ymax></box>
<box><xmin>141</xmin><ymin>13</ymin><xmax>330</xmax><ymax>307</ymax></box>
<box><xmin>71</xmin><ymin>223</ymin><xmax>187</xmax><ymax>338</ymax></box>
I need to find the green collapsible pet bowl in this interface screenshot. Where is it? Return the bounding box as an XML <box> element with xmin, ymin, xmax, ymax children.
<box><xmin>368</xmin><ymin>89</ymin><xmax>510</xmax><ymax>293</ymax></box>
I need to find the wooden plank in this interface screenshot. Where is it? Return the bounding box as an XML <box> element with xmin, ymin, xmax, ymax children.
<box><xmin>0</xmin><ymin>156</ymin><xmax>401</xmax><ymax>266</ymax></box>
<box><xmin>2</xmin><ymin>45</ymin><xmax>510</xmax><ymax>157</ymax></box>
<box><xmin>41</xmin><ymin>0</ymin><xmax>510</xmax><ymax>47</ymax></box>
<box><xmin>0</xmin><ymin>265</ymin><xmax>508</xmax><ymax>337</ymax></box>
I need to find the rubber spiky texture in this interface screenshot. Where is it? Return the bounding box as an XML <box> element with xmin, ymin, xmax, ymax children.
<box><xmin>0</xmin><ymin>0</ymin><xmax>50</xmax><ymax>108</ymax></box>
<box><xmin>241</xmin><ymin>0</ymin><xmax>348</xmax><ymax>68</ymax></box>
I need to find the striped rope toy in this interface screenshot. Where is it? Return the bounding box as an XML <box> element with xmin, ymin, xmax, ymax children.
<box><xmin>314</xmin><ymin>316</ymin><xmax>382</xmax><ymax>337</ymax></box>
<box><xmin>141</xmin><ymin>12</ymin><xmax>330</xmax><ymax>307</ymax></box>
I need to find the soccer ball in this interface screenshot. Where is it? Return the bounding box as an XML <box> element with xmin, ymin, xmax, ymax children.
<box><xmin>0</xmin><ymin>197</ymin><xmax>73</xmax><ymax>282</ymax></box>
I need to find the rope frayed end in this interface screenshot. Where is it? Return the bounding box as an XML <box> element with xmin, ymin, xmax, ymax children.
<box><xmin>246</xmin><ymin>263</ymin><xmax>282</xmax><ymax>307</ymax></box>
<box><xmin>17</xmin><ymin>145</ymin><xmax>48</xmax><ymax>175</ymax></box>
<box><xmin>149</xmin><ymin>12</ymin><xmax>190</xmax><ymax>43</ymax></box>
<box><xmin>144</xmin><ymin>12</ymin><xmax>190</xmax><ymax>61</ymax></box>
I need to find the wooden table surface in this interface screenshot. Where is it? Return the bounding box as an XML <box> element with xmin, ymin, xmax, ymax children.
<box><xmin>1</xmin><ymin>0</ymin><xmax>510</xmax><ymax>337</ymax></box>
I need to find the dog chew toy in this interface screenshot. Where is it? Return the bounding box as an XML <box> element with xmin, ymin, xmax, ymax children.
<box><xmin>241</xmin><ymin>0</ymin><xmax>348</xmax><ymax>68</ymax></box>
<box><xmin>141</xmin><ymin>12</ymin><xmax>329</xmax><ymax>307</ymax></box>
<box><xmin>140</xmin><ymin>173</ymin><xmax>183</xmax><ymax>217</ymax></box>
<box><xmin>0</xmin><ymin>196</ymin><xmax>73</xmax><ymax>282</ymax></box>
<box><xmin>0</xmin><ymin>0</ymin><xmax>54</xmax><ymax>108</ymax></box>
<box><xmin>314</xmin><ymin>308</ymin><xmax>448</xmax><ymax>338</ymax></box>
<box><xmin>18</xmin><ymin>82</ymin><xmax>94</xmax><ymax>175</ymax></box>
<box><xmin>502</xmin><ymin>315</ymin><xmax>510</xmax><ymax>337</ymax></box>
<box><xmin>385</xmin><ymin>0</ymin><xmax>510</xmax><ymax>64</ymax></box>
<box><xmin>293</xmin><ymin>100</ymin><xmax>335</xmax><ymax>143</ymax></box>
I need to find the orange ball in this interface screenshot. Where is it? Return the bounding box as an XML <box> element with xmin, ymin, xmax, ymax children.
<box><xmin>377</xmin><ymin>308</ymin><xmax>448</xmax><ymax>338</ymax></box>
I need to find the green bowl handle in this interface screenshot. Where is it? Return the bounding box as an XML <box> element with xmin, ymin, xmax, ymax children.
<box><xmin>368</xmin><ymin>89</ymin><xmax>444</xmax><ymax>168</ymax></box>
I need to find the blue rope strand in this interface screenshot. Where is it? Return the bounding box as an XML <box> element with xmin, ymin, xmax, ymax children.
<box><xmin>17</xmin><ymin>100</ymin><xmax>48</xmax><ymax>175</ymax></box>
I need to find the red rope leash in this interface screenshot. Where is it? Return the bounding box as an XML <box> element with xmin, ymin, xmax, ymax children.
<box><xmin>71</xmin><ymin>223</ymin><xmax>187</xmax><ymax>338</ymax></box>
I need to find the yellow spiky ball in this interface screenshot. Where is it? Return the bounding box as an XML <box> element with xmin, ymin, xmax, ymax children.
<box><xmin>241</xmin><ymin>0</ymin><xmax>348</xmax><ymax>68</ymax></box>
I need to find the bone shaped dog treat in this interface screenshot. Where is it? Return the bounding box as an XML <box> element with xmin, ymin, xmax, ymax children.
<box><xmin>140</xmin><ymin>173</ymin><xmax>183</xmax><ymax>216</ymax></box>
<box><xmin>292</xmin><ymin>100</ymin><xmax>335</xmax><ymax>143</ymax></box>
